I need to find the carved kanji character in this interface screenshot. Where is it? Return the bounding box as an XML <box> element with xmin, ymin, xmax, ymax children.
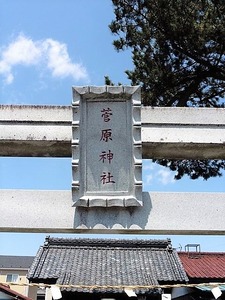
<box><xmin>99</xmin><ymin>150</ymin><xmax>113</xmax><ymax>163</ymax></box>
<box><xmin>100</xmin><ymin>129</ymin><xmax>112</xmax><ymax>142</ymax></box>
<box><xmin>100</xmin><ymin>172</ymin><xmax>115</xmax><ymax>184</ymax></box>
<box><xmin>101</xmin><ymin>108</ymin><xmax>112</xmax><ymax>122</ymax></box>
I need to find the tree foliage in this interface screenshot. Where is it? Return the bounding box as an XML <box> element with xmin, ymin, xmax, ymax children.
<box><xmin>109</xmin><ymin>0</ymin><xmax>225</xmax><ymax>180</ymax></box>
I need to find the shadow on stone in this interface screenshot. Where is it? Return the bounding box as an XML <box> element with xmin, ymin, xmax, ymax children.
<box><xmin>73</xmin><ymin>192</ymin><xmax>152</xmax><ymax>232</ymax></box>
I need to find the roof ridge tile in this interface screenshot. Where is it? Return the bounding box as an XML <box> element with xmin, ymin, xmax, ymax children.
<box><xmin>44</xmin><ymin>236</ymin><xmax>172</xmax><ymax>249</ymax></box>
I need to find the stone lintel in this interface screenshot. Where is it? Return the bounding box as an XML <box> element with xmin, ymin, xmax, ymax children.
<box><xmin>1</xmin><ymin>190</ymin><xmax>225</xmax><ymax>234</ymax></box>
<box><xmin>1</xmin><ymin>105</ymin><xmax>225</xmax><ymax>159</ymax></box>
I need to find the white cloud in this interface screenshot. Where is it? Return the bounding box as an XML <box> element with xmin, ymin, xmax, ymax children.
<box><xmin>143</xmin><ymin>162</ymin><xmax>155</xmax><ymax>171</ymax></box>
<box><xmin>2</xmin><ymin>35</ymin><xmax>41</xmax><ymax>65</ymax></box>
<box><xmin>157</xmin><ymin>169</ymin><xmax>175</xmax><ymax>185</ymax></box>
<box><xmin>143</xmin><ymin>161</ymin><xmax>175</xmax><ymax>187</ymax></box>
<box><xmin>146</xmin><ymin>174</ymin><xmax>153</xmax><ymax>185</ymax></box>
<box><xmin>0</xmin><ymin>33</ymin><xmax>88</xmax><ymax>84</ymax></box>
<box><xmin>42</xmin><ymin>39</ymin><xmax>87</xmax><ymax>81</ymax></box>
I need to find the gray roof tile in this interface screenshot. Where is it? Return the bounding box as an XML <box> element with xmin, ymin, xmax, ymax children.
<box><xmin>28</xmin><ymin>237</ymin><xmax>188</xmax><ymax>294</ymax></box>
<box><xmin>0</xmin><ymin>256</ymin><xmax>34</xmax><ymax>269</ymax></box>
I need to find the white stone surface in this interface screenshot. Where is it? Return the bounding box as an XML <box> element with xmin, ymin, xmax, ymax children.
<box><xmin>0</xmin><ymin>105</ymin><xmax>71</xmax><ymax>157</ymax></box>
<box><xmin>141</xmin><ymin>107</ymin><xmax>225</xmax><ymax>125</ymax></box>
<box><xmin>1</xmin><ymin>105</ymin><xmax>225</xmax><ymax>158</ymax></box>
<box><xmin>1</xmin><ymin>190</ymin><xmax>225</xmax><ymax>234</ymax></box>
<box><xmin>72</xmin><ymin>86</ymin><xmax>142</xmax><ymax>207</ymax></box>
<box><xmin>0</xmin><ymin>104</ymin><xmax>71</xmax><ymax>122</ymax></box>
<box><xmin>141</xmin><ymin>107</ymin><xmax>225</xmax><ymax>159</ymax></box>
<box><xmin>1</xmin><ymin>104</ymin><xmax>225</xmax><ymax>234</ymax></box>
<box><xmin>0</xmin><ymin>124</ymin><xmax>70</xmax><ymax>141</ymax></box>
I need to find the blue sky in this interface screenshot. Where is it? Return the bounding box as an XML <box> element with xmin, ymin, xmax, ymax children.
<box><xmin>0</xmin><ymin>0</ymin><xmax>224</xmax><ymax>256</ymax></box>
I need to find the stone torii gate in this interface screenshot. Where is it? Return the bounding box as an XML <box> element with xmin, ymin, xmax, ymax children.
<box><xmin>1</xmin><ymin>85</ymin><xmax>225</xmax><ymax>235</ymax></box>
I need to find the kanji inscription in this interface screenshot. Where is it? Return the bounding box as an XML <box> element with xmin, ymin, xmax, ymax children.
<box><xmin>101</xmin><ymin>107</ymin><xmax>112</xmax><ymax>122</ymax></box>
<box><xmin>72</xmin><ymin>86</ymin><xmax>142</xmax><ymax>207</ymax></box>
<box><xmin>100</xmin><ymin>128</ymin><xmax>112</xmax><ymax>142</ymax></box>
<box><xmin>99</xmin><ymin>150</ymin><xmax>113</xmax><ymax>163</ymax></box>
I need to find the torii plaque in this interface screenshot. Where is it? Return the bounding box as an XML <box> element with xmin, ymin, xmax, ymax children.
<box><xmin>72</xmin><ymin>86</ymin><xmax>142</xmax><ymax>207</ymax></box>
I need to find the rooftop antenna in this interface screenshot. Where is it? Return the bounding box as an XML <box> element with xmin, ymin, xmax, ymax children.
<box><xmin>185</xmin><ymin>244</ymin><xmax>201</xmax><ymax>258</ymax></box>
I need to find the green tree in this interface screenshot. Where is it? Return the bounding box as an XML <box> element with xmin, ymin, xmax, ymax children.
<box><xmin>109</xmin><ymin>0</ymin><xmax>225</xmax><ymax>180</ymax></box>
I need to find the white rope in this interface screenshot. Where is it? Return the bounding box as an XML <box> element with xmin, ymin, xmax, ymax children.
<box><xmin>1</xmin><ymin>281</ymin><xmax>225</xmax><ymax>290</ymax></box>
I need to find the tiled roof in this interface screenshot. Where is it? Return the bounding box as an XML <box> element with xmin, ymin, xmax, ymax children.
<box><xmin>28</xmin><ymin>237</ymin><xmax>188</xmax><ymax>294</ymax></box>
<box><xmin>178</xmin><ymin>252</ymin><xmax>225</xmax><ymax>280</ymax></box>
<box><xmin>0</xmin><ymin>255</ymin><xmax>34</xmax><ymax>269</ymax></box>
<box><xmin>0</xmin><ymin>283</ymin><xmax>32</xmax><ymax>300</ymax></box>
